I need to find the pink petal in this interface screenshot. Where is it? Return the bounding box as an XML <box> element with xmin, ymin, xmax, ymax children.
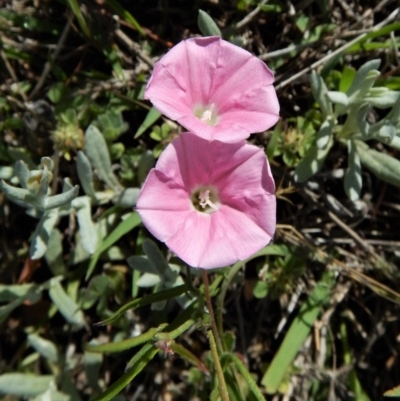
<box><xmin>166</xmin><ymin>205</ymin><xmax>273</xmax><ymax>268</ymax></box>
<box><xmin>136</xmin><ymin>170</ymin><xmax>192</xmax><ymax>242</ymax></box>
<box><xmin>144</xmin><ymin>37</ymin><xmax>221</xmax><ymax>120</ymax></box>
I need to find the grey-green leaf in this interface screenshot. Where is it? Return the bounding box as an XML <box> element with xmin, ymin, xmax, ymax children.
<box><xmin>1</xmin><ymin>179</ymin><xmax>41</xmax><ymax>209</ymax></box>
<box><xmin>72</xmin><ymin>196</ymin><xmax>98</xmax><ymax>255</ymax></box>
<box><xmin>45</xmin><ymin>185</ymin><xmax>79</xmax><ymax>210</ymax></box>
<box><xmin>143</xmin><ymin>239</ymin><xmax>169</xmax><ymax>276</ymax></box>
<box><xmin>115</xmin><ymin>187</ymin><xmax>140</xmax><ymax>208</ymax></box>
<box><xmin>76</xmin><ymin>151</ymin><xmax>97</xmax><ymax>199</ymax></box>
<box><xmin>84</xmin><ymin>125</ymin><xmax>122</xmax><ymax>191</ymax></box>
<box><xmin>0</xmin><ymin>374</ymin><xmax>54</xmax><ymax>397</ymax></box>
<box><xmin>198</xmin><ymin>10</ymin><xmax>222</xmax><ymax>37</ymax></box>
<box><xmin>138</xmin><ymin>150</ymin><xmax>155</xmax><ymax>184</ymax></box>
<box><xmin>294</xmin><ymin>140</ymin><xmax>332</xmax><ymax>182</ymax></box>
<box><xmin>310</xmin><ymin>70</ymin><xmax>332</xmax><ymax>118</ymax></box>
<box><xmin>355</xmin><ymin>141</ymin><xmax>400</xmax><ymax>187</ymax></box>
<box><xmin>30</xmin><ymin>209</ymin><xmax>59</xmax><ymax>259</ymax></box>
<box><xmin>344</xmin><ymin>140</ymin><xmax>362</xmax><ymax>201</ymax></box>
<box><xmin>44</xmin><ymin>228</ymin><xmax>66</xmax><ymax>276</ymax></box>
<box><xmin>15</xmin><ymin>160</ymin><xmax>30</xmax><ymax>188</ymax></box>
<box><xmin>327</xmin><ymin>91</ymin><xmax>348</xmax><ymax>107</ymax></box>
<box><xmin>27</xmin><ymin>334</ymin><xmax>59</xmax><ymax>363</ymax></box>
<box><xmin>49</xmin><ymin>279</ymin><xmax>85</xmax><ymax>328</ymax></box>
<box><xmin>316</xmin><ymin>117</ymin><xmax>333</xmax><ymax>149</ymax></box>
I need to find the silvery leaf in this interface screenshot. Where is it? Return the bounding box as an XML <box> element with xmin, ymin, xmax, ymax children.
<box><xmin>198</xmin><ymin>9</ymin><xmax>222</xmax><ymax>37</ymax></box>
<box><xmin>347</xmin><ymin>59</ymin><xmax>380</xmax><ymax>100</ymax></box>
<box><xmin>355</xmin><ymin>140</ymin><xmax>400</xmax><ymax>187</ymax></box>
<box><xmin>44</xmin><ymin>185</ymin><xmax>79</xmax><ymax>210</ymax></box>
<box><xmin>310</xmin><ymin>70</ymin><xmax>332</xmax><ymax>118</ymax></box>
<box><xmin>14</xmin><ymin>160</ymin><xmax>30</xmax><ymax>188</ymax></box>
<box><xmin>84</xmin><ymin>125</ymin><xmax>122</xmax><ymax>192</ymax></box>
<box><xmin>316</xmin><ymin>117</ymin><xmax>333</xmax><ymax>149</ymax></box>
<box><xmin>76</xmin><ymin>151</ymin><xmax>97</xmax><ymax>199</ymax></box>
<box><xmin>327</xmin><ymin>91</ymin><xmax>348</xmax><ymax>107</ymax></box>
<box><xmin>115</xmin><ymin>187</ymin><xmax>140</xmax><ymax>208</ymax></box>
<box><xmin>30</xmin><ymin>209</ymin><xmax>59</xmax><ymax>259</ymax></box>
<box><xmin>72</xmin><ymin>196</ymin><xmax>98</xmax><ymax>254</ymax></box>
<box><xmin>136</xmin><ymin>272</ymin><xmax>161</xmax><ymax>287</ymax></box>
<box><xmin>0</xmin><ymin>180</ymin><xmax>42</xmax><ymax>209</ymax></box>
<box><xmin>294</xmin><ymin>139</ymin><xmax>333</xmax><ymax>182</ymax></box>
<box><xmin>365</xmin><ymin>88</ymin><xmax>400</xmax><ymax>109</ymax></box>
<box><xmin>344</xmin><ymin>140</ymin><xmax>362</xmax><ymax>201</ymax></box>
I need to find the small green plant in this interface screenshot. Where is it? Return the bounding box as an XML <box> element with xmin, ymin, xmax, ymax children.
<box><xmin>295</xmin><ymin>60</ymin><xmax>400</xmax><ymax>200</ymax></box>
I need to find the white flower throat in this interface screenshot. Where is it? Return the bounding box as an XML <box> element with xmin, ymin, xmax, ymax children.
<box><xmin>191</xmin><ymin>186</ymin><xmax>220</xmax><ymax>213</ymax></box>
<box><xmin>193</xmin><ymin>103</ymin><xmax>218</xmax><ymax>126</ymax></box>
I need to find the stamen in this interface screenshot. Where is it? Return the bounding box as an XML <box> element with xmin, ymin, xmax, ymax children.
<box><xmin>199</xmin><ymin>190</ymin><xmax>218</xmax><ymax>211</ymax></box>
<box><xmin>194</xmin><ymin>103</ymin><xmax>218</xmax><ymax>126</ymax></box>
<box><xmin>200</xmin><ymin>104</ymin><xmax>216</xmax><ymax>124</ymax></box>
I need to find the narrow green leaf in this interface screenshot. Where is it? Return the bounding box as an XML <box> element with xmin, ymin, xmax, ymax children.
<box><xmin>198</xmin><ymin>10</ymin><xmax>222</xmax><ymax>37</ymax></box>
<box><xmin>339</xmin><ymin>65</ymin><xmax>356</xmax><ymax>93</ymax></box>
<box><xmin>134</xmin><ymin>107</ymin><xmax>161</xmax><ymax>138</ymax></box>
<box><xmin>49</xmin><ymin>279</ymin><xmax>85</xmax><ymax>328</ymax></box>
<box><xmin>86</xmin><ymin>324</ymin><xmax>167</xmax><ymax>353</ymax></box>
<box><xmin>171</xmin><ymin>343</ymin><xmax>209</xmax><ymax>373</ymax></box>
<box><xmin>355</xmin><ymin>141</ymin><xmax>400</xmax><ymax>187</ymax></box>
<box><xmin>65</xmin><ymin>0</ymin><xmax>91</xmax><ymax>37</ymax></box>
<box><xmin>261</xmin><ymin>271</ymin><xmax>335</xmax><ymax>394</ymax></box>
<box><xmin>86</xmin><ymin>212</ymin><xmax>141</xmax><ymax>279</ymax></box>
<box><xmin>91</xmin><ymin>344</ymin><xmax>158</xmax><ymax>401</ymax></box>
<box><xmin>222</xmin><ymin>353</ymin><xmax>266</xmax><ymax>401</ymax></box>
<box><xmin>94</xmin><ymin>284</ymin><xmax>188</xmax><ymax>326</ymax></box>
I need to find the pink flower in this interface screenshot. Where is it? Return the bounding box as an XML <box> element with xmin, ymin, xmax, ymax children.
<box><xmin>144</xmin><ymin>36</ymin><xmax>280</xmax><ymax>143</ymax></box>
<box><xmin>136</xmin><ymin>133</ymin><xmax>276</xmax><ymax>269</ymax></box>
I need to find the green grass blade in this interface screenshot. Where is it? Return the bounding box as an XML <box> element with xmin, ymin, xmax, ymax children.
<box><xmin>134</xmin><ymin>107</ymin><xmax>162</xmax><ymax>139</ymax></box>
<box><xmin>261</xmin><ymin>271</ymin><xmax>335</xmax><ymax>394</ymax></box>
<box><xmin>105</xmin><ymin>0</ymin><xmax>144</xmax><ymax>34</ymax></box>
<box><xmin>86</xmin><ymin>212</ymin><xmax>141</xmax><ymax>280</ymax></box>
<box><xmin>91</xmin><ymin>344</ymin><xmax>158</xmax><ymax>401</ymax></box>
<box><xmin>65</xmin><ymin>0</ymin><xmax>91</xmax><ymax>38</ymax></box>
<box><xmin>222</xmin><ymin>353</ymin><xmax>266</xmax><ymax>401</ymax></box>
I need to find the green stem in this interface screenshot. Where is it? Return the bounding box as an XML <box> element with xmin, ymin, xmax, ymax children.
<box><xmin>201</xmin><ymin>269</ymin><xmax>223</xmax><ymax>352</ymax></box>
<box><xmin>207</xmin><ymin>329</ymin><xmax>230</xmax><ymax>401</ymax></box>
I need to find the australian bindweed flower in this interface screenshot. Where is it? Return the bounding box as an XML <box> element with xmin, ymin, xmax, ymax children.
<box><xmin>136</xmin><ymin>133</ymin><xmax>276</xmax><ymax>269</ymax></box>
<box><xmin>144</xmin><ymin>36</ymin><xmax>279</xmax><ymax>143</ymax></box>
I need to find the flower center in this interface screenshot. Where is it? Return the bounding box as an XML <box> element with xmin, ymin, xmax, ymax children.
<box><xmin>193</xmin><ymin>104</ymin><xmax>218</xmax><ymax>126</ymax></box>
<box><xmin>191</xmin><ymin>186</ymin><xmax>220</xmax><ymax>213</ymax></box>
